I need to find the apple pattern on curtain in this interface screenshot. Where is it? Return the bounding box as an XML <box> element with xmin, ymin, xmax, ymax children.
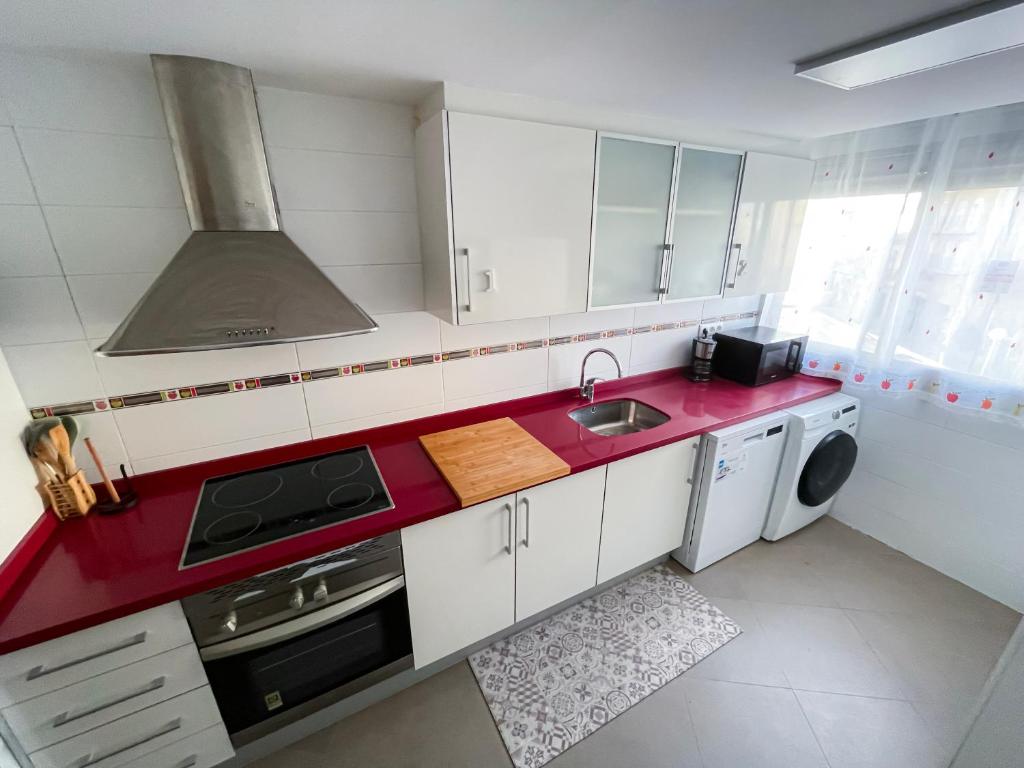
<box><xmin>774</xmin><ymin>103</ymin><xmax>1024</xmax><ymax>425</ymax></box>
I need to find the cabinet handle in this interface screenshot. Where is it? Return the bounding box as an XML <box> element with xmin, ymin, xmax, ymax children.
<box><xmin>504</xmin><ymin>503</ymin><xmax>513</xmax><ymax>555</ymax></box>
<box><xmin>484</xmin><ymin>268</ymin><xmax>497</xmax><ymax>293</ymax></box>
<box><xmin>460</xmin><ymin>248</ymin><xmax>473</xmax><ymax>312</ymax></box>
<box><xmin>27</xmin><ymin>632</ymin><xmax>147</xmax><ymax>681</ymax></box>
<box><xmin>175</xmin><ymin>758</ymin><xmax>198</xmax><ymax>768</ymax></box>
<box><xmin>725</xmin><ymin>243</ymin><xmax>742</xmax><ymax>289</ymax></box>
<box><xmin>520</xmin><ymin>497</ymin><xmax>531</xmax><ymax>548</ymax></box>
<box><xmin>657</xmin><ymin>244</ymin><xmax>673</xmax><ymax>294</ymax></box>
<box><xmin>71</xmin><ymin>717</ymin><xmax>182</xmax><ymax>768</ymax></box>
<box><xmin>53</xmin><ymin>676</ymin><xmax>166</xmax><ymax>727</ymax></box>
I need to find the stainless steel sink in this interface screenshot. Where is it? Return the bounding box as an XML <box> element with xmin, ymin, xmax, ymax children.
<box><xmin>568</xmin><ymin>399</ymin><xmax>670</xmax><ymax>437</ymax></box>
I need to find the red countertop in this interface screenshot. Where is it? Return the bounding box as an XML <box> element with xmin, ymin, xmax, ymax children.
<box><xmin>0</xmin><ymin>370</ymin><xmax>839</xmax><ymax>653</ymax></box>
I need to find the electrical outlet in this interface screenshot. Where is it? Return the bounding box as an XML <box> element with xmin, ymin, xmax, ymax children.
<box><xmin>698</xmin><ymin>322</ymin><xmax>723</xmax><ymax>339</ymax></box>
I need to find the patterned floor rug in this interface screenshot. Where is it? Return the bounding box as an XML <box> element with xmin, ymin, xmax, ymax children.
<box><xmin>469</xmin><ymin>565</ymin><xmax>741</xmax><ymax>768</ymax></box>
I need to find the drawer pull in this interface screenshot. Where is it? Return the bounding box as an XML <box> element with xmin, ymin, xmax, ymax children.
<box><xmin>174</xmin><ymin>758</ymin><xmax>198</xmax><ymax>768</ymax></box>
<box><xmin>53</xmin><ymin>676</ymin><xmax>167</xmax><ymax>728</ymax></box>
<box><xmin>27</xmin><ymin>632</ymin><xmax>148</xmax><ymax>681</ymax></box>
<box><xmin>70</xmin><ymin>717</ymin><xmax>181</xmax><ymax>768</ymax></box>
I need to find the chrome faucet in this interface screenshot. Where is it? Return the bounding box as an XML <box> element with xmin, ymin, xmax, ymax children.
<box><xmin>579</xmin><ymin>347</ymin><xmax>622</xmax><ymax>402</ymax></box>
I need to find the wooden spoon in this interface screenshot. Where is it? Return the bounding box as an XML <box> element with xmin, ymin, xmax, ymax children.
<box><xmin>49</xmin><ymin>422</ymin><xmax>78</xmax><ymax>477</ymax></box>
<box><xmin>32</xmin><ymin>435</ymin><xmax>64</xmax><ymax>482</ymax></box>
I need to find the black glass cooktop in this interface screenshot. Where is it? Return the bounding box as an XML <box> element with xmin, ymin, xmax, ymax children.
<box><xmin>180</xmin><ymin>445</ymin><xmax>394</xmax><ymax>568</ymax></box>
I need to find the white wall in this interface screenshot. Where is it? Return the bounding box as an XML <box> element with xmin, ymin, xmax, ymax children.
<box><xmin>0</xmin><ymin>50</ymin><xmax>763</xmax><ymax>484</ymax></box>
<box><xmin>0</xmin><ymin>348</ymin><xmax>44</xmax><ymax>563</ymax></box>
<box><xmin>832</xmin><ymin>387</ymin><xmax>1024</xmax><ymax>612</ymax></box>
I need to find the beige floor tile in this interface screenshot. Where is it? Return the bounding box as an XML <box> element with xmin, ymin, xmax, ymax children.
<box><xmin>754</xmin><ymin>602</ymin><xmax>905</xmax><ymax>698</ymax></box>
<box><xmin>683</xmin><ymin>597</ymin><xmax>790</xmax><ymax>688</ymax></box>
<box><xmin>795</xmin><ymin>690</ymin><xmax>948</xmax><ymax>768</ymax></box>
<box><xmin>682</xmin><ymin>678</ymin><xmax>827</xmax><ymax>768</ymax></box>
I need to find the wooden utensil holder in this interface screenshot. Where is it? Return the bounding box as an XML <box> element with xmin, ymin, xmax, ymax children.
<box><xmin>45</xmin><ymin>470</ymin><xmax>96</xmax><ymax>520</ymax></box>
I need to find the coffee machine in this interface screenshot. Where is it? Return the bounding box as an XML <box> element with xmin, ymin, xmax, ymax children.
<box><xmin>689</xmin><ymin>328</ymin><xmax>716</xmax><ymax>382</ymax></box>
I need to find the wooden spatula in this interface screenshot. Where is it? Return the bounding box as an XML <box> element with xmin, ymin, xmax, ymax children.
<box><xmin>48</xmin><ymin>422</ymin><xmax>78</xmax><ymax>477</ymax></box>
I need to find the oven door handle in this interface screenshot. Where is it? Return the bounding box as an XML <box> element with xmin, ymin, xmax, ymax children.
<box><xmin>199</xmin><ymin>575</ymin><xmax>405</xmax><ymax>662</ymax></box>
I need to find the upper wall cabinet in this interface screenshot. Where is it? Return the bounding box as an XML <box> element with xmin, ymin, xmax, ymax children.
<box><xmin>589</xmin><ymin>134</ymin><xmax>744</xmax><ymax>309</ymax></box>
<box><xmin>724</xmin><ymin>152</ymin><xmax>815</xmax><ymax>298</ymax></box>
<box><xmin>415</xmin><ymin>111</ymin><xmax>596</xmax><ymax>325</ymax></box>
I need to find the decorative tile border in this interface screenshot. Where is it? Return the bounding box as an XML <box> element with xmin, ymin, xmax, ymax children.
<box><xmin>28</xmin><ymin>312</ymin><xmax>757</xmax><ymax>420</ymax></box>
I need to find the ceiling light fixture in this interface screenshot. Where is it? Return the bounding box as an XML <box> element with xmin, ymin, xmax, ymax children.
<box><xmin>794</xmin><ymin>0</ymin><xmax>1024</xmax><ymax>89</ymax></box>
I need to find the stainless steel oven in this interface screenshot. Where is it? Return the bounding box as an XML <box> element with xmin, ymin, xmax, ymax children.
<box><xmin>181</xmin><ymin>532</ymin><xmax>412</xmax><ymax>745</ymax></box>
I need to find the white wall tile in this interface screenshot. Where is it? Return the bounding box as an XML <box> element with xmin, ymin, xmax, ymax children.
<box><xmin>548</xmin><ymin>335</ymin><xmax>631</xmax><ymax>390</ymax></box>
<box><xmin>45</xmin><ymin>206</ymin><xmax>189</xmax><ymax>274</ymax></box>
<box><xmin>267</xmin><ymin>147</ymin><xmax>416</xmax><ymax>212</ymax></box>
<box><xmin>312</xmin><ymin>404</ymin><xmax>443</xmax><ymax>439</ymax></box>
<box><xmin>548</xmin><ymin>308</ymin><xmax>634</xmax><ymax>336</ymax></box>
<box><xmin>629</xmin><ymin>327</ymin><xmax>697</xmax><ymax>374</ymax></box>
<box><xmin>95</xmin><ymin>341</ymin><xmax>299</xmax><ymax>395</ymax></box>
<box><xmin>702</xmin><ymin>294</ymin><xmax>762</xmax><ymax>319</ymax></box>
<box><xmin>444</xmin><ymin>383</ymin><xmax>547</xmax><ymax>413</ymax></box>
<box><xmin>281</xmin><ymin>210</ymin><xmax>420</xmax><ymax>266</ymax></box>
<box><xmin>0</xmin><ymin>128</ymin><xmax>36</xmax><ymax>204</ymax></box>
<box><xmin>257</xmin><ymin>87</ymin><xmax>414</xmax><ymax>156</ymax></box>
<box><xmin>0</xmin><ymin>52</ymin><xmax>166</xmax><ymax>137</ymax></box>
<box><xmin>442</xmin><ymin>347</ymin><xmax>548</xmax><ymax>401</ymax></box>
<box><xmin>296</xmin><ymin>311</ymin><xmax>439</xmax><ymax>370</ymax></box>
<box><xmin>66</xmin><ymin>273</ymin><xmax>155</xmax><ymax>339</ymax></box>
<box><xmin>17</xmin><ymin>129</ymin><xmax>182</xmax><ymax>207</ymax></box>
<box><xmin>322</xmin><ymin>264</ymin><xmax>424</xmax><ymax>313</ymax></box>
<box><xmin>634</xmin><ymin>299</ymin><xmax>703</xmax><ymax>326</ymax></box>
<box><xmin>0</xmin><ymin>277</ymin><xmax>83</xmax><ymax>344</ymax></box>
<box><xmin>0</xmin><ymin>205</ymin><xmax>60</xmax><ymax>277</ymax></box>
<box><xmin>114</xmin><ymin>385</ymin><xmax>309</xmax><ymax>459</ymax></box>
<box><xmin>69</xmin><ymin>412</ymin><xmax>130</xmax><ymax>485</ymax></box>
<box><xmin>440</xmin><ymin>316</ymin><xmax>549</xmax><ymax>350</ymax></box>
<box><xmin>131</xmin><ymin>428</ymin><xmax>311</xmax><ymax>475</ymax></box>
<box><xmin>3</xmin><ymin>341</ymin><xmax>104</xmax><ymax>405</ymax></box>
<box><xmin>303</xmin><ymin>365</ymin><xmax>443</xmax><ymax>426</ymax></box>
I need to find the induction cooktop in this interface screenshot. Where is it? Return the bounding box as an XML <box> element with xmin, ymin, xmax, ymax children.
<box><xmin>180</xmin><ymin>445</ymin><xmax>394</xmax><ymax>568</ymax></box>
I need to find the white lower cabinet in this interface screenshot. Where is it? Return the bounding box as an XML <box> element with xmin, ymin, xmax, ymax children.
<box><xmin>597</xmin><ymin>439</ymin><xmax>697</xmax><ymax>583</ymax></box>
<box><xmin>402</xmin><ymin>494</ymin><xmax>518</xmax><ymax>668</ymax></box>
<box><xmin>402</xmin><ymin>468</ymin><xmax>608</xmax><ymax>668</ymax></box>
<box><xmin>121</xmin><ymin>724</ymin><xmax>233</xmax><ymax>768</ymax></box>
<box><xmin>514</xmin><ymin>467</ymin><xmax>605</xmax><ymax>622</ymax></box>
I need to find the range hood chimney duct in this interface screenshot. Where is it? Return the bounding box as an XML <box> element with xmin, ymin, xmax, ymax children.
<box><xmin>96</xmin><ymin>54</ymin><xmax>377</xmax><ymax>356</ymax></box>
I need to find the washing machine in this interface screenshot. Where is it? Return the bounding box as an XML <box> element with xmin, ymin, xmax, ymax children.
<box><xmin>762</xmin><ymin>392</ymin><xmax>859</xmax><ymax>541</ymax></box>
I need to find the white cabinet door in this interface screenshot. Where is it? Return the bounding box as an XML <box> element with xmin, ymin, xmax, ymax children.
<box><xmin>402</xmin><ymin>495</ymin><xmax>517</xmax><ymax>668</ymax></box>
<box><xmin>598</xmin><ymin>439</ymin><xmax>697</xmax><ymax>583</ymax></box>
<box><xmin>514</xmin><ymin>468</ymin><xmax>606</xmax><ymax>622</ymax></box>
<box><xmin>447</xmin><ymin>112</ymin><xmax>596</xmax><ymax>324</ymax></box>
<box><xmin>725</xmin><ymin>152</ymin><xmax>814</xmax><ymax>297</ymax></box>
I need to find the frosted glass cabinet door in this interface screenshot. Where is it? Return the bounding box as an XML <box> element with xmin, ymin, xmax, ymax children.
<box><xmin>667</xmin><ymin>148</ymin><xmax>743</xmax><ymax>301</ymax></box>
<box><xmin>590</xmin><ymin>136</ymin><xmax>677</xmax><ymax>308</ymax></box>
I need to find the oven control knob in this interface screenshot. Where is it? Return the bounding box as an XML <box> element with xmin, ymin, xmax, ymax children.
<box><xmin>313</xmin><ymin>578</ymin><xmax>328</xmax><ymax>603</ymax></box>
<box><xmin>222</xmin><ymin>611</ymin><xmax>238</xmax><ymax>634</ymax></box>
<box><xmin>289</xmin><ymin>586</ymin><xmax>305</xmax><ymax>610</ymax></box>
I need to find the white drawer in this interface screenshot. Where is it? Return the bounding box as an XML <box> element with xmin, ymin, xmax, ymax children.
<box><xmin>0</xmin><ymin>603</ymin><xmax>193</xmax><ymax>707</ymax></box>
<box><xmin>28</xmin><ymin>687</ymin><xmax>222</xmax><ymax>768</ymax></box>
<box><xmin>121</xmin><ymin>725</ymin><xmax>233</xmax><ymax>768</ymax></box>
<box><xmin>5</xmin><ymin>645</ymin><xmax>208</xmax><ymax>753</ymax></box>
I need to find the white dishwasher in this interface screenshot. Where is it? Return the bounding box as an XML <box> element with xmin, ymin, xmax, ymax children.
<box><xmin>672</xmin><ymin>411</ymin><xmax>788</xmax><ymax>572</ymax></box>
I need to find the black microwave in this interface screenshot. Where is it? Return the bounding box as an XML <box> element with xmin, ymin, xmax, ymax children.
<box><xmin>712</xmin><ymin>326</ymin><xmax>808</xmax><ymax>387</ymax></box>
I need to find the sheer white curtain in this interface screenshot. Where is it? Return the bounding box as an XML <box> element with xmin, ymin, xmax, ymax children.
<box><xmin>769</xmin><ymin>102</ymin><xmax>1024</xmax><ymax>424</ymax></box>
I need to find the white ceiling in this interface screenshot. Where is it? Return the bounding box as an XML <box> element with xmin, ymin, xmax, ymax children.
<box><xmin>2</xmin><ymin>0</ymin><xmax>1024</xmax><ymax>141</ymax></box>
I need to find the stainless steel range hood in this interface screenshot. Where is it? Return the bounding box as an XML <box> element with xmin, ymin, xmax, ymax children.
<box><xmin>97</xmin><ymin>54</ymin><xmax>377</xmax><ymax>356</ymax></box>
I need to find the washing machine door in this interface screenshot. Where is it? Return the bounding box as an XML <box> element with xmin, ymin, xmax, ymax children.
<box><xmin>797</xmin><ymin>430</ymin><xmax>858</xmax><ymax>506</ymax></box>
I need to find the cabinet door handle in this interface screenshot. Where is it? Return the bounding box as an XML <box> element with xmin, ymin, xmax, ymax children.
<box><xmin>484</xmin><ymin>268</ymin><xmax>497</xmax><ymax>293</ymax></box>
<box><xmin>657</xmin><ymin>244</ymin><xmax>673</xmax><ymax>294</ymax></box>
<box><xmin>27</xmin><ymin>632</ymin><xmax>148</xmax><ymax>681</ymax></box>
<box><xmin>460</xmin><ymin>247</ymin><xmax>473</xmax><ymax>312</ymax></box>
<box><xmin>725</xmin><ymin>243</ymin><xmax>742</xmax><ymax>289</ymax></box>
<box><xmin>504</xmin><ymin>503</ymin><xmax>513</xmax><ymax>555</ymax></box>
<box><xmin>175</xmin><ymin>758</ymin><xmax>198</xmax><ymax>768</ymax></box>
<box><xmin>72</xmin><ymin>717</ymin><xmax>182</xmax><ymax>768</ymax></box>
<box><xmin>520</xmin><ymin>497</ymin><xmax>531</xmax><ymax>548</ymax></box>
<box><xmin>53</xmin><ymin>676</ymin><xmax>166</xmax><ymax>727</ymax></box>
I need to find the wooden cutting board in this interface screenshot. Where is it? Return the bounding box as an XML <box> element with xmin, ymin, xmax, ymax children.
<box><xmin>419</xmin><ymin>417</ymin><xmax>570</xmax><ymax>507</ymax></box>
